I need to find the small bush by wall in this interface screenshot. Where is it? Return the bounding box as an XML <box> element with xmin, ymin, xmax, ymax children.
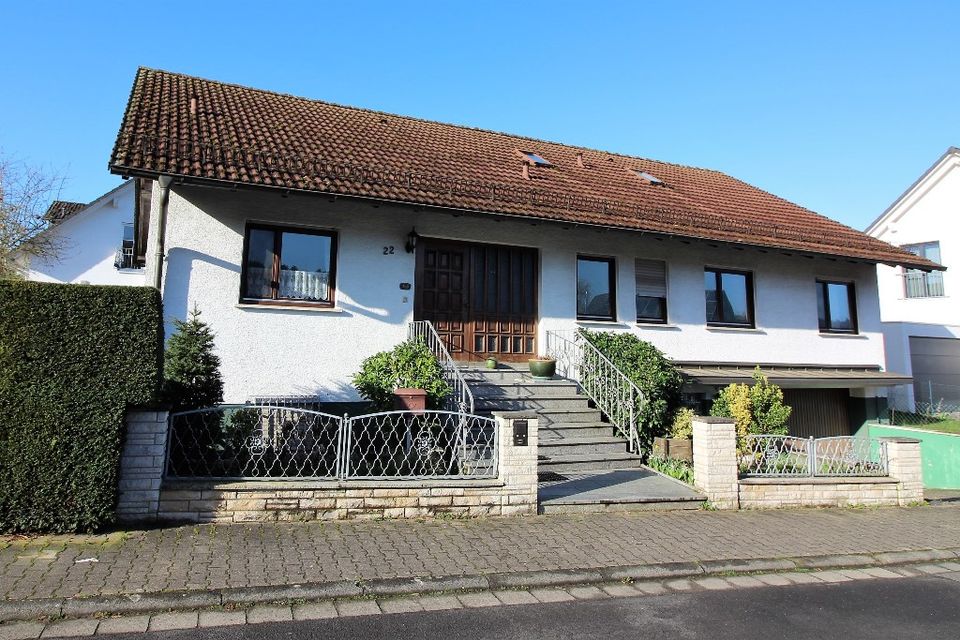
<box><xmin>0</xmin><ymin>282</ymin><xmax>162</xmax><ymax>532</ymax></box>
<box><xmin>352</xmin><ymin>340</ymin><xmax>450</xmax><ymax>411</ymax></box>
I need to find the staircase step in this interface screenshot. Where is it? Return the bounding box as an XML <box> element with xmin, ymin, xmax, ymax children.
<box><xmin>537</xmin><ymin>452</ymin><xmax>642</xmax><ymax>473</ymax></box>
<box><xmin>540</xmin><ymin>423</ymin><xmax>620</xmax><ymax>439</ymax></box>
<box><xmin>535</xmin><ymin>409</ymin><xmax>604</xmax><ymax>426</ymax></box>
<box><xmin>475</xmin><ymin>395</ymin><xmax>593</xmax><ymax>412</ymax></box>
<box><xmin>469</xmin><ymin>381</ymin><xmax>580</xmax><ymax>398</ymax></box>
<box><xmin>539</xmin><ymin>498</ymin><xmax>704</xmax><ymax>514</ymax></box>
<box><xmin>539</xmin><ymin>437</ymin><xmax>630</xmax><ymax>456</ymax></box>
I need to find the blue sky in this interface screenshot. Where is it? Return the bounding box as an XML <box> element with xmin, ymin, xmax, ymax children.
<box><xmin>1</xmin><ymin>1</ymin><xmax>958</xmax><ymax>230</ymax></box>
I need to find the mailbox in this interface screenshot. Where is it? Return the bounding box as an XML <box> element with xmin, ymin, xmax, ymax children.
<box><xmin>512</xmin><ymin>419</ymin><xmax>528</xmax><ymax>447</ymax></box>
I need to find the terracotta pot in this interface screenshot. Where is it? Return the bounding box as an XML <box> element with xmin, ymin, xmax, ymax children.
<box><xmin>528</xmin><ymin>358</ymin><xmax>557</xmax><ymax>379</ymax></box>
<box><xmin>393</xmin><ymin>388</ymin><xmax>427</xmax><ymax>413</ymax></box>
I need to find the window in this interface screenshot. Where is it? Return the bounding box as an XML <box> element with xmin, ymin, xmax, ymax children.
<box><xmin>902</xmin><ymin>242</ymin><xmax>944</xmax><ymax>298</ymax></box>
<box><xmin>704</xmin><ymin>268</ymin><xmax>754</xmax><ymax>327</ymax></box>
<box><xmin>816</xmin><ymin>280</ymin><xmax>858</xmax><ymax>333</ymax></box>
<box><xmin>635</xmin><ymin>258</ymin><xmax>667</xmax><ymax>323</ymax></box>
<box><xmin>577</xmin><ymin>256</ymin><xmax>616</xmax><ymax>320</ymax></box>
<box><xmin>521</xmin><ymin>151</ymin><xmax>552</xmax><ymax>167</ymax></box>
<box><xmin>241</xmin><ymin>224</ymin><xmax>337</xmax><ymax>306</ymax></box>
<box><xmin>114</xmin><ymin>223</ymin><xmax>139</xmax><ymax>270</ymax></box>
<box><xmin>634</xmin><ymin>170</ymin><xmax>664</xmax><ymax>185</ymax></box>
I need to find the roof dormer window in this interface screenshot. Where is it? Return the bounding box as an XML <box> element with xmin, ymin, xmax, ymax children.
<box><xmin>521</xmin><ymin>151</ymin><xmax>552</xmax><ymax>167</ymax></box>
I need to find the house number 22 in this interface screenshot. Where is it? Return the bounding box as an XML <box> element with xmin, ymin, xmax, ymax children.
<box><xmin>383</xmin><ymin>246</ymin><xmax>395</xmax><ymax>255</ymax></box>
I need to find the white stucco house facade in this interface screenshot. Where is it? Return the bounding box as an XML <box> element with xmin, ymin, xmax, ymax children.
<box><xmin>22</xmin><ymin>180</ymin><xmax>145</xmax><ymax>285</ymax></box>
<box><xmin>107</xmin><ymin>68</ymin><xmax>937</xmax><ymax>436</ymax></box>
<box><xmin>866</xmin><ymin>147</ymin><xmax>959</xmax><ymax>408</ymax></box>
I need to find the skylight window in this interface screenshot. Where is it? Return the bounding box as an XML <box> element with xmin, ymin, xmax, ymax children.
<box><xmin>521</xmin><ymin>151</ymin><xmax>552</xmax><ymax>167</ymax></box>
<box><xmin>635</xmin><ymin>170</ymin><xmax>664</xmax><ymax>185</ymax></box>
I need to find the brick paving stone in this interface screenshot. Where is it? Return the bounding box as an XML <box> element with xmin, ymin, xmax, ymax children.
<box><xmin>631</xmin><ymin>581</ymin><xmax>669</xmax><ymax>595</ymax></box>
<box><xmin>755</xmin><ymin>574</ymin><xmax>794</xmax><ymax>586</ymax></box>
<box><xmin>198</xmin><ymin>611</ymin><xmax>245</xmax><ymax>628</ymax></box>
<box><xmin>40</xmin><ymin>619</ymin><xmax>99</xmax><ymax>638</ymax></box>
<box><xmin>914</xmin><ymin>564</ymin><xmax>949</xmax><ymax>574</ymax></box>
<box><xmin>493</xmin><ymin>590</ymin><xmax>540</xmax><ymax>605</ymax></box>
<box><xmin>377</xmin><ymin>598</ymin><xmax>424</xmax><ymax>614</ymax></box>
<box><xmin>528</xmin><ymin>588</ymin><xmax>576</xmax><ymax>603</ymax></box>
<box><xmin>779</xmin><ymin>572</ymin><xmax>823</xmax><ymax>585</ymax></box>
<box><xmin>0</xmin><ymin>622</ymin><xmax>44</xmax><ymax>640</ymax></box>
<box><xmin>415</xmin><ymin>595</ymin><xmax>463</xmax><ymax>611</ymax></box>
<box><xmin>664</xmin><ymin>579</ymin><xmax>696</xmax><ymax>592</ymax></box>
<box><xmin>600</xmin><ymin>584</ymin><xmax>639</xmax><ymax>598</ymax></box>
<box><xmin>694</xmin><ymin>577</ymin><xmax>733</xmax><ymax>590</ymax></box>
<box><xmin>813</xmin><ymin>571</ymin><xmax>853</xmax><ymax>583</ymax></box>
<box><xmin>335</xmin><ymin>600</ymin><xmax>381</xmax><ymax>617</ymax></box>
<box><xmin>147</xmin><ymin>612</ymin><xmax>198</xmax><ymax>632</ymax></box>
<box><xmin>725</xmin><ymin>576</ymin><xmax>766</xmax><ymax>588</ymax></box>
<box><xmin>457</xmin><ymin>592</ymin><xmax>501</xmax><ymax>608</ymax></box>
<box><xmin>246</xmin><ymin>605</ymin><xmax>293</xmax><ymax>624</ymax></box>
<box><xmin>93</xmin><ymin>616</ymin><xmax>150</xmax><ymax>635</ymax></box>
<box><xmin>566</xmin><ymin>585</ymin><xmax>606</xmax><ymax>600</ymax></box>
<box><xmin>861</xmin><ymin>567</ymin><xmax>901</xmax><ymax>579</ymax></box>
<box><xmin>291</xmin><ymin>602</ymin><xmax>338</xmax><ymax>621</ymax></box>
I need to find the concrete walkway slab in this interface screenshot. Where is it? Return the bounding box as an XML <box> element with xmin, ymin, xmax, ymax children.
<box><xmin>538</xmin><ymin>469</ymin><xmax>703</xmax><ymax>506</ymax></box>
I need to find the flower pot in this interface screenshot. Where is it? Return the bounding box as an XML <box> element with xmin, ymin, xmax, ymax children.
<box><xmin>528</xmin><ymin>358</ymin><xmax>557</xmax><ymax>380</ymax></box>
<box><xmin>653</xmin><ymin>436</ymin><xmax>693</xmax><ymax>463</ymax></box>
<box><xmin>393</xmin><ymin>388</ymin><xmax>427</xmax><ymax>413</ymax></box>
<box><xmin>485</xmin><ymin>357</ymin><xmax>498</xmax><ymax>369</ymax></box>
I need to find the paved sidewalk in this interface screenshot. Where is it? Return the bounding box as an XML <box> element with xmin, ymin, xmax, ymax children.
<box><xmin>2</xmin><ymin>505</ymin><xmax>959</xmax><ymax>603</ymax></box>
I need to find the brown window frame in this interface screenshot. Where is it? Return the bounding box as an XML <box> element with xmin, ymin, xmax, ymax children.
<box><xmin>704</xmin><ymin>267</ymin><xmax>755</xmax><ymax>328</ymax></box>
<box><xmin>239</xmin><ymin>223</ymin><xmax>338</xmax><ymax>308</ymax></box>
<box><xmin>816</xmin><ymin>279</ymin><xmax>858</xmax><ymax>334</ymax></box>
<box><xmin>577</xmin><ymin>255</ymin><xmax>617</xmax><ymax>321</ymax></box>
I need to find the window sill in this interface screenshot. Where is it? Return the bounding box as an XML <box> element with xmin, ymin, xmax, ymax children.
<box><xmin>635</xmin><ymin>322</ymin><xmax>680</xmax><ymax>330</ymax></box>
<box><xmin>819</xmin><ymin>332</ymin><xmax>866</xmax><ymax>339</ymax></box>
<box><xmin>576</xmin><ymin>319</ymin><xmax>628</xmax><ymax>328</ymax></box>
<box><xmin>236</xmin><ymin>302</ymin><xmax>344</xmax><ymax>313</ymax></box>
<box><xmin>706</xmin><ymin>325</ymin><xmax>765</xmax><ymax>334</ymax></box>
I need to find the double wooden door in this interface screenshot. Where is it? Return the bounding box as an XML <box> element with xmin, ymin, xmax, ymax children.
<box><xmin>414</xmin><ymin>239</ymin><xmax>538</xmax><ymax>362</ymax></box>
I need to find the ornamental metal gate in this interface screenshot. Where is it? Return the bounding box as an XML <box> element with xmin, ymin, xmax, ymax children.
<box><xmin>165</xmin><ymin>406</ymin><xmax>497</xmax><ymax>481</ymax></box>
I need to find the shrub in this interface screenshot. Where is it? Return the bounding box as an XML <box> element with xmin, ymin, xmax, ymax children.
<box><xmin>163</xmin><ymin>307</ymin><xmax>224</xmax><ymax>411</ymax></box>
<box><xmin>668</xmin><ymin>407</ymin><xmax>695</xmax><ymax>439</ymax></box>
<box><xmin>710</xmin><ymin>367</ymin><xmax>792</xmax><ymax>445</ymax></box>
<box><xmin>352</xmin><ymin>340</ymin><xmax>451</xmax><ymax>410</ymax></box>
<box><xmin>0</xmin><ymin>282</ymin><xmax>162</xmax><ymax>532</ymax></box>
<box><xmin>579</xmin><ymin>330</ymin><xmax>683</xmax><ymax>449</ymax></box>
<box><xmin>647</xmin><ymin>456</ymin><xmax>694</xmax><ymax>485</ymax></box>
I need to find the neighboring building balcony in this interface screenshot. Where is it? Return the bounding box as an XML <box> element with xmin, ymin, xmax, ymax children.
<box><xmin>114</xmin><ymin>246</ymin><xmax>143</xmax><ymax>270</ymax></box>
<box><xmin>903</xmin><ymin>270</ymin><xmax>944</xmax><ymax>299</ymax></box>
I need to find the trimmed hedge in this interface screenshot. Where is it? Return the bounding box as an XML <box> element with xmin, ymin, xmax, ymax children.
<box><xmin>0</xmin><ymin>282</ymin><xmax>162</xmax><ymax>532</ymax></box>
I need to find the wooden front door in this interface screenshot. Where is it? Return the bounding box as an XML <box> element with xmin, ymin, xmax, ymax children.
<box><xmin>415</xmin><ymin>239</ymin><xmax>538</xmax><ymax>362</ymax></box>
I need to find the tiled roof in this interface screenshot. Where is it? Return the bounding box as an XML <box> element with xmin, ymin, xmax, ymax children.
<box><xmin>109</xmin><ymin>68</ymin><xmax>940</xmax><ymax>270</ymax></box>
<box><xmin>43</xmin><ymin>200</ymin><xmax>86</xmax><ymax>224</ymax></box>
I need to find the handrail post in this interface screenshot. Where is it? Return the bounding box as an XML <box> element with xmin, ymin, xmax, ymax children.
<box><xmin>808</xmin><ymin>436</ymin><xmax>816</xmax><ymax>477</ymax></box>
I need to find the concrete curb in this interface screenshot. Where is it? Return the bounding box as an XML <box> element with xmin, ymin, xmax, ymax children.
<box><xmin>2</xmin><ymin>546</ymin><xmax>958</xmax><ymax>623</ymax></box>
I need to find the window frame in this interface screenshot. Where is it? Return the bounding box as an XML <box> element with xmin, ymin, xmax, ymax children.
<box><xmin>901</xmin><ymin>241</ymin><xmax>944</xmax><ymax>299</ymax></box>
<box><xmin>816</xmin><ymin>279</ymin><xmax>858</xmax><ymax>334</ymax></box>
<box><xmin>635</xmin><ymin>258</ymin><xmax>668</xmax><ymax>324</ymax></box>
<box><xmin>239</xmin><ymin>222</ymin><xmax>339</xmax><ymax>308</ymax></box>
<box><xmin>576</xmin><ymin>255</ymin><xmax>617</xmax><ymax>321</ymax></box>
<box><xmin>704</xmin><ymin>267</ymin><xmax>755</xmax><ymax>328</ymax></box>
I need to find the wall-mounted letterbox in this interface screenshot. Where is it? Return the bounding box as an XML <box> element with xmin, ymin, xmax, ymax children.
<box><xmin>513</xmin><ymin>420</ymin><xmax>528</xmax><ymax>447</ymax></box>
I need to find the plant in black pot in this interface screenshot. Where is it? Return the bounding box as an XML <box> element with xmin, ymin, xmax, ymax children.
<box><xmin>528</xmin><ymin>356</ymin><xmax>557</xmax><ymax>380</ymax></box>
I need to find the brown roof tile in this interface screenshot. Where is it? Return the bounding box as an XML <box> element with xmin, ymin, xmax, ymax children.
<box><xmin>109</xmin><ymin>68</ymin><xmax>940</xmax><ymax>270</ymax></box>
<box><xmin>44</xmin><ymin>200</ymin><xmax>86</xmax><ymax>224</ymax></box>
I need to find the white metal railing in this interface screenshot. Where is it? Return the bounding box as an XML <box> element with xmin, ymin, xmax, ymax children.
<box><xmin>739</xmin><ymin>434</ymin><xmax>889</xmax><ymax>477</ymax></box>
<box><xmin>903</xmin><ymin>270</ymin><xmax>944</xmax><ymax>298</ymax></box>
<box><xmin>408</xmin><ymin>321</ymin><xmax>475</xmax><ymax>413</ymax></box>
<box><xmin>545</xmin><ymin>329</ymin><xmax>644</xmax><ymax>453</ymax></box>
<box><xmin>166</xmin><ymin>406</ymin><xmax>496</xmax><ymax>480</ymax></box>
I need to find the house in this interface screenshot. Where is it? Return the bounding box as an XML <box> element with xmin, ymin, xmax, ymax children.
<box><xmin>107</xmin><ymin>68</ymin><xmax>935</xmax><ymax>437</ymax></box>
<box><xmin>22</xmin><ymin>181</ymin><xmax>146</xmax><ymax>285</ymax></box>
<box><xmin>866</xmin><ymin>147</ymin><xmax>959</xmax><ymax>410</ymax></box>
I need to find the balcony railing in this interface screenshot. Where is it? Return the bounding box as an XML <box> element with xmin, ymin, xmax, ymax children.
<box><xmin>903</xmin><ymin>270</ymin><xmax>944</xmax><ymax>298</ymax></box>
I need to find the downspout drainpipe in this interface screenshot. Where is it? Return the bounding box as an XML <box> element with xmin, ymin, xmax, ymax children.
<box><xmin>152</xmin><ymin>176</ymin><xmax>173</xmax><ymax>290</ymax></box>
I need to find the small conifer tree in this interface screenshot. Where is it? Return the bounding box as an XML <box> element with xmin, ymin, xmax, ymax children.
<box><xmin>163</xmin><ymin>307</ymin><xmax>223</xmax><ymax>410</ymax></box>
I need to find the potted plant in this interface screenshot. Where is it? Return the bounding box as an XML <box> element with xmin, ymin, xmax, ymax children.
<box><xmin>528</xmin><ymin>356</ymin><xmax>557</xmax><ymax>380</ymax></box>
<box><xmin>653</xmin><ymin>407</ymin><xmax>694</xmax><ymax>463</ymax></box>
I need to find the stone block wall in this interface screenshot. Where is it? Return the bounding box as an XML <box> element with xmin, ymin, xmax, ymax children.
<box><xmin>692</xmin><ymin>417</ymin><xmax>924</xmax><ymax>510</ymax></box>
<box><xmin>154</xmin><ymin>412</ymin><xmax>538</xmax><ymax>523</ymax></box>
<box><xmin>116</xmin><ymin>410</ymin><xmax>169</xmax><ymax>523</ymax></box>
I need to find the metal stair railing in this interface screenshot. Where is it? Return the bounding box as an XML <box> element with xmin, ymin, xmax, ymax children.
<box><xmin>545</xmin><ymin>330</ymin><xmax>644</xmax><ymax>453</ymax></box>
<box><xmin>408</xmin><ymin>321</ymin><xmax>475</xmax><ymax>414</ymax></box>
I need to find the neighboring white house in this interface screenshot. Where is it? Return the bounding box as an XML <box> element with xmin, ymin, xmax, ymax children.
<box><xmin>866</xmin><ymin>147</ymin><xmax>959</xmax><ymax>408</ymax></box>
<box><xmin>23</xmin><ymin>181</ymin><xmax>145</xmax><ymax>285</ymax></box>
<box><xmin>107</xmin><ymin>68</ymin><xmax>935</xmax><ymax>435</ymax></box>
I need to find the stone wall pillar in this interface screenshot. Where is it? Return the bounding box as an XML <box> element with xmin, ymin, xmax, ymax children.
<box><xmin>116</xmin><ymin>410</ymin><xmax>169</xmax><ymax>523</ymax></box>
<box><xmin>692</xmin><ymin>416</ymin><xmax>739</xmax><ymax>509</ymax></box>
<box><xmin>493</xmin><ymin>412</ymin><xmax>539</xmax><ymax>516</ymax></box>
<box><xmin>883</xmin><ymin>437</ymin><xmax>924</xmax><ymax>506</ymax></box>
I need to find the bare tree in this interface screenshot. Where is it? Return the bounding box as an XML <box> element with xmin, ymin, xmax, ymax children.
<box><xmin>0</xmin><ymin>152</ymin><xmax>67</xmax><ymax>278</ymax></box>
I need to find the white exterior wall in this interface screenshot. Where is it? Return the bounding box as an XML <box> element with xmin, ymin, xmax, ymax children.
<box><xmin>160</xmin><ymin>184</ymin><xmax>886</xmax><ymax>403</ymax></box>
<box><xmin>867</xmin><ymin>150</ymin><xmax>960</xmax><ymax>403</ymax></box>
<box><xmin>25</xmin><ymin>181</ymin><xmax>145</xmax><ymax>286</ymax></box>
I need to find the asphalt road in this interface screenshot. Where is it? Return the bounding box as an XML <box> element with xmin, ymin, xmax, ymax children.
<box><xmin>92</xmin><ymin>576</ymin><xmax>960</xmax><ymax>639</ymax></box>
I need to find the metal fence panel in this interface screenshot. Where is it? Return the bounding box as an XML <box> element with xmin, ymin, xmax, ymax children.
<box><xmin>739</xmin><ymin>435</ymin><xmax>812</xmax><ymax>476</ymax></box>
<box><xmin>343</xmin><ymin>411</ymin><xmax>497</xmax><ymax>480</ymax></box>
<box><xmin>740</xmin><ymin>434</ymin><xmax>888</xmax><ymax>478</ymax></box>
<box><xmin>813</xmin><ymin>437</ymin><xmax>888</xmax><ymax>477</ymax></box>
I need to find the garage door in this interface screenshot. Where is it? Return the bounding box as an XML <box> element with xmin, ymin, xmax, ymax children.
<box><xmin>909</xmin><ymin>336</ymin><xmax>960</xmax><ymax>403</ymax></box>
<box><xmin>782</xmin><ymin>389</ymin><xmax>851</xmax><ymax>438</ymax></box>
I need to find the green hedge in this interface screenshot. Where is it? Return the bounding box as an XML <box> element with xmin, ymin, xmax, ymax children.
<box><xmin>0</xmin><ymin>282</ymin><xmax>162</xmax><ymax>532</ymax></box>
